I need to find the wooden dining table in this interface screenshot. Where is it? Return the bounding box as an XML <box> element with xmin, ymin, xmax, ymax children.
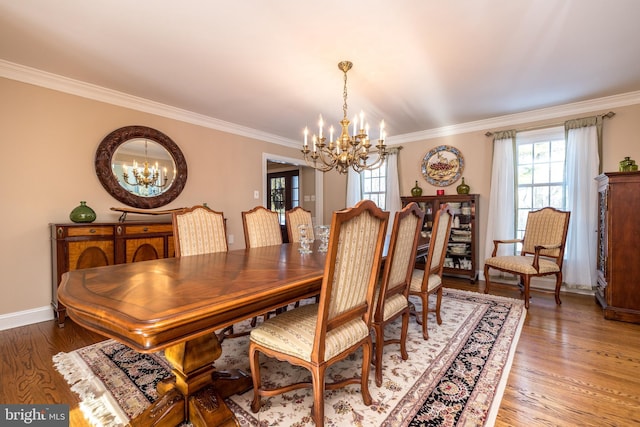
<box><xmin>58</xmin><ymin>242</ymin><xmax>327</xmax><ymax>427</ymax></box>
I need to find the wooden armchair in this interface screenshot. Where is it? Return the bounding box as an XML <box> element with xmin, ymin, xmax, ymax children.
<box><xmin>484</xmin><ymin>207</ymin><xmax>570</xmax><ymax>309</ymax></box>
<box><xmin>371</xmin><ymin>202</ymin><xmax>424</xmax><ymax>386</ymax></box>
<box><xmin>242</xmin><ymin>206</ymin><xmax>283</xmax><ymax>248</ymax></box>
<box><xmin>285</xmin><ymin>206</ymin><xmax>314</xmax><ymax>243</ymax></box>
<box><xmin>409</xmin><ymin>206</ymin><xmax>453</xmax><ymax>340</ymax></box>
<box><xmin>248</xmin><ymin>200</ymin><xmax>389</xmax><ymax>426</ymax></box>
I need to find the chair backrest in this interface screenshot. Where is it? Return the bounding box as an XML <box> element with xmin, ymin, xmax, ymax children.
<box><xmin>313</xmin><ymin>200</ymin><xmax>389</xmax><ymax>362</ymax></box>
<box><xmin>521</xmin><ymin>207</ymin><xmax>571</xmax><ymax>266</ymax></box>
<box><xmin>419</xmin><ymin>206</ymin><xmax>453</xmax><ymax>289</ymax></box>
<box><xmin>375</xmin><ymin>202</ymin><xmax>424</xmax><ymax>321</ymax></box>
<box><xmin>242</xmin><ymin>206</ymin><xmax>283</xmax><ymax>248</ymax></box>
<box><xmin>172</xmin><ymin>205</ymin><xmax>227</xmax><ymax>257</ymax></box>
<box><xmin>285</xmin><ymin>207</ymin><xmax>314</xmax><ymax>243</ymax></box>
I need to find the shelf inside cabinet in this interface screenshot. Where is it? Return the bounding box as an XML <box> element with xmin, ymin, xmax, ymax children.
<box><xmin>401</xmin><ymin>194</ymin><xmax>478</xmax><ymax>283</ymax></box>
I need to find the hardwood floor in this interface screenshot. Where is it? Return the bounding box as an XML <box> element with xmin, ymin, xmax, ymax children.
<box><xmin>1</xmin><ymin>280</ymin><xmax>639</xmax><ymax>426</ymax></box>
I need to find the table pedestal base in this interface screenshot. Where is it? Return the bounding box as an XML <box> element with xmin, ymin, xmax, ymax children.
<box><xmin>129</xmin><ymin>333</ymin><xmax>252</xmax><ymax>427</ymax></box>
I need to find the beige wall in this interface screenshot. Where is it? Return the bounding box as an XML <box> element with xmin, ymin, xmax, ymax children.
<box><xmin>1</xmin><ymin>76</ymin><xmax>639</xmax><ymax>322</ymax></box>
<box><xmin>0</xmin><ymin>78</ymin><xmax>304</xmax><ymax>317</ymax></box>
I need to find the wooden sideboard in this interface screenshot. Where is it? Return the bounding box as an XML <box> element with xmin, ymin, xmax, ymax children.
<box><xmin>595</xmin><ymin>172</ymin><xmax>640</xmax><ymax>323</ymax></box>
<box><xmin>51</xmin><ymin>222</ymin><xmax>175</xmax><ymax>326</ymax></box>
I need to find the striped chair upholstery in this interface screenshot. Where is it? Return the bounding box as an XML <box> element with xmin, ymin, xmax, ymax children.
<box><xmin>371</xmin><ymin>202</ymin><xmax>424</xmax><ymax>386</ymax></box>
<box><xmin>248</xmin><ymin>200</ymin><xmax>389</xmax><ymax>426</ymax></box>
<box><xmin>409</xmin><ymin>206</ymin><xmax>452</xmax><ymax>340</ymax></box>
<box><xmin>173</xmin><ymin>205</ymin><xmax>227</xmax><ymax>257</ymax></box>
<box><xmin>285</xmin><ymin>206</ymin><xmax>314</xmax><ymax>243</ymax></box>
<box><xmin>173</xmin><ymin>205</ymin><xmax>243</xmax><ymax>341</ymax></box>
<box><xmin>242</xmin><ymin>206</ymin><xmax>283</xmax><ymax>248</ymax></box>
<box><xmin>484</xmin><ymin>207</ymin><xmax>570</xmax><ymax>309</ymax></box>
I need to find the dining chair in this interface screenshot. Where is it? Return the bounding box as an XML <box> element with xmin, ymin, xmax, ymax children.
<box><xmin>242</xmin><ymin>206</ymin><xmax>283</xmax><ymax>248</ymax></box>
<box><xmin>484</xmin><ymin>207</ymin><xmax>570</xmax><ymax>309</ymax></box>
<box><xmin>409</xmin><ymin>206</ymin><xmax>452</xmax><ymax>340</ymax></box>
<box><xmin>172</xmin><ymin>205</ymin><xmax>227</xmax><ymax>257</ymax></box>
<box><xmin>285</xmin><ymin>206</ymin><xmax>314</xmax><ymax>243</ymax></box>
<box><xmin>371</xmin><ymin>202</ymin><xmax>424</xmax><ymax>387</ymax></box>
<box><xmin>173</xmin><ymin>205</ymin><xmax>245</xmax><ymax>341</ymax></box>
<box><xmin>248</xmin><ymin>200</ymin><xmax>389</xmax><ymax>426</ymax></box>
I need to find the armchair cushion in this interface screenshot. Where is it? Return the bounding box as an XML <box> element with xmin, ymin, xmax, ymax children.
<box><xmin>485</xmin><ymin>255</ymin><xmax>561</xmax><ymax>275</ymax></box>
<box><xmin>250</xmin><ymin>304</ymin><xmax>370</xmax><ymax>362</ymax></box>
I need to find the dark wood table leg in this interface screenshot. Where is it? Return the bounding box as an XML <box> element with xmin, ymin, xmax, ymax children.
<box><xmin>129</xmin><ymin>333</ymin><xmax>251</xmax><ymax>427</ymax></box>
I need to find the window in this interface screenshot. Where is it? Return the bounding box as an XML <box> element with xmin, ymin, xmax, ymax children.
<box><xmin>515</xmin><ymin>127</ymin><xmax>565</xmax><ymax>240</ymax></box>
<box><xmin>361</xmin><ymin>162</ymin><xmax>387</xmax><ymax>209</ymax></box>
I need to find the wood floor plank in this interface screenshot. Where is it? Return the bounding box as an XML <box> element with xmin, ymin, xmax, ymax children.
<box><xmin>1</xmin><ymin>279</ymin><xmax>639</xmax><ymax>426</ymax></box>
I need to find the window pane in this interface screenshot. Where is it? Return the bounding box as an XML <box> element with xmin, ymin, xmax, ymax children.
<box><xmin>534</xmin><ymin>141</ymin><xmax>549</xmax><ymax>163</ymax></box>
<box><xmin>517</xmin><ymin>209</ymin><xmax>529</xmax><ymax>232</ymax></box>
<box><xmin>533</xmin><ymin>186</ymin><xmax>549</xmax><ymax>208</ymax></box>
<box><xmin>518</xmin><ymin>165</ymin><xmax>533</xmax><ymax>185</ymax></box>
<box><xmin>549</xmin><ymin>185</ymin><xmax>564</xmax><ymax>207</ymax></box>
<box><xmin>550</xmin><ymin>140</ymin><xmax>565</xmax><ymax>162</ymax></box>
<box><xmin>518</xmin><ymin>187</ymin><xmax>532</xmax><ymax>209</ymax></box>
<box><xmin>518</xmin><ymin>143</ymin><xmax>533</xmax><ymax>164</ymax></box>
<box><xmin>549</xmin><ymin>161</ymin><xmax>564</xmax><ymax>182</ymax></box>
<box><xmin>533</xmin><ymin>163</ymin><xmax>550</xmax><ymax>184</ymax></box>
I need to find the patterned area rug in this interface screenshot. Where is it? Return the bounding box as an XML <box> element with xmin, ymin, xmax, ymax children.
<box><xmin>53</xmin><ymin>289</ymin><xmax>525</xmax><ymax>426</ymax></box>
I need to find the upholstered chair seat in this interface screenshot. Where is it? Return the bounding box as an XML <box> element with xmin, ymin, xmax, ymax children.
<box><xmin>250</xmin><ymin>303</ymin><xmax>369</xmax><ymax>362</ymax></box>
<box><xmin>484</xmin><ymin>255</ymin><xmax>561</xmax><ymax>275</ymax></box>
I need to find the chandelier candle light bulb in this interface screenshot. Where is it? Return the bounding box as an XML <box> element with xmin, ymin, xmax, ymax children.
<box><xmin>302</xmin><ymin>60</ymin><xmax>387</xmax><ymax>174</ymax></box>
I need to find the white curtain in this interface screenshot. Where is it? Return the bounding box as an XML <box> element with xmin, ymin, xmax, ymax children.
<box><xmin>346</xmin><ymin>167</ymin><xmax>361</xmax><ymax>207</ymax></box>
<box><xmin>385</xmin><ymin>149</ymin><xmax>401</xmax><ymax>236</ymax></box>
<box><xmin>564</xmin><ymin>117</ymin><xmax>601</xmax><ymax>288</ymax></box>
<box><xmin>484</xmin><ymin>130</ymin><xmax>516</xmax><ymax>261</ymax></box>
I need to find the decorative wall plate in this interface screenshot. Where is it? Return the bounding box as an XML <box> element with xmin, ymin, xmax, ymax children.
<box><xmin>421</xmin><ymin>145</ymin><xmax>464</xmax><ymax>187</ymax></box>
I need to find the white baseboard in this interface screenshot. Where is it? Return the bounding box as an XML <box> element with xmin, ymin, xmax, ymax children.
<box><xmin>0</xmin><ymin>306</ymin><xmax>55</xmax><ymax>331</ymax></box>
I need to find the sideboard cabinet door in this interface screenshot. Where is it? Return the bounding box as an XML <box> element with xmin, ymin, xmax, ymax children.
<box><xmin>51</xmin><ymin>221</ymin><xmax>174</xmax><ymax>326</ymax></box>
<box><xmin>51</xmin><ymin>224</ymin><xmax>115</xmax><ymax>325</ymax></box>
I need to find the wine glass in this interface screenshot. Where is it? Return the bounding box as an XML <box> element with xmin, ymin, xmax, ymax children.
<box><xmin>298</xmin><ymin>224</ymin><xmax>313</xmax><ymax>254</ymax></box>
<box><xmin>314</xmin><ymin>225</ymin><xmax>330</xmax><ymax>253</ymax></box>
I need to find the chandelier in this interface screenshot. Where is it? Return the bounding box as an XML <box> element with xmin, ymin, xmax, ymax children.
<box><xmin>302</xmin><ymin>61</ymin><xmax>387</xmax><ymax>174</ymax></box>
<box><xmin>121</xmin><ymin>140</ymin><xmax>169</xmax><ymax>190</ymax></box>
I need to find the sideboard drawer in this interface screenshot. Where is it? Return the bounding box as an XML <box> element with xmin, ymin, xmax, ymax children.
<box><xmin>120</xmin><ymin>224</ymin><xmax>174</xmax><ymax>234</ymax></box>
<box><xmin>58</xmin><ymin>225</ymin><xmax>114</xmax><ymax>238</ymax></box>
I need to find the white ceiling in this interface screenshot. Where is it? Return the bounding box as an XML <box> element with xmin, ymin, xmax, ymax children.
<box><xmin>2</xmin><ymin>0</ymin><xmax>640</xmax><ymax>146</ymax></box>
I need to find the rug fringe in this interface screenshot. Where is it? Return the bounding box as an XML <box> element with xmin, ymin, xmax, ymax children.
<box><xmin>53</xmin><ymin>350</ymin><xmax>130</xmax><ymax>427</ymax></box>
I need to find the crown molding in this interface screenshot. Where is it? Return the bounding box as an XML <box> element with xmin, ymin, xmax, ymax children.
<box><xmin>3</xmin><ymin>59</ymin><xmax>639</xmax><ymax>147</ymax></box>
<box><xmin>0</xmin><ymin>60</ymin><xmax>301</xmax><ymax>149</ymax></box>
<box><xmin>388</xmin><ymin>90</ymin><xmax>640</xmax><ymax>144</ymax></box>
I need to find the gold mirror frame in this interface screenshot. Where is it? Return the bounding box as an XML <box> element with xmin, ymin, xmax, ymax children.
<box><xmin>95</xmin><ymin>125</ymin><xmax>187</xmax><ymax>209</ymax></box>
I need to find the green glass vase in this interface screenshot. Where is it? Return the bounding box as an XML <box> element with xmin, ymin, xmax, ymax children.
<box><xmin>69</xmin><ymin>201</ymin><xmax>97</xmax><ymax>223</ymax></box>
<box><xmin>456</xmin><ymin>177</ymin><xmax>470</xmax><ymax>194</ymax></box>
<box><xmin>411</xmin><ymin>181</ymin><xmax>423</xmax><ymax>197</ymax></box>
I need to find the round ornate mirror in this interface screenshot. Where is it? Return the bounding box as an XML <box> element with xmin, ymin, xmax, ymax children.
<box><xmin>95</xmin><ymin>126</ymin><xmax>187</xmax><ymax>209</ymax></box>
